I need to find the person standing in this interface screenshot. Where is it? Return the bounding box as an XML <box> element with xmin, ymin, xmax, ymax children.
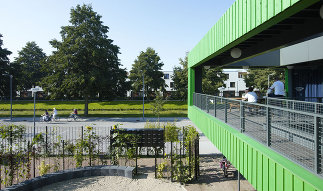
<box><xmin>268</xmin><ymin>77</ymin><xmax>285</xmax><ymax>97</ymax></box>
<box><xmin>52</xmin><ymin>108</ymin><xmax>58</xmax><ymax>121</ymax></box>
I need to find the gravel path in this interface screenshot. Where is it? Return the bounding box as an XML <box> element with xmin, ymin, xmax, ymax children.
<box><xmin>35</xmin><ymin>176</ymin><xmax>185</xmax><ymax>191</ymax></box>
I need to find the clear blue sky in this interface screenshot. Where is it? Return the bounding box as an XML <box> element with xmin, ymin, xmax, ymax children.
<box><xmin>0</xmin><ymin>0</ymin><xmax>234</xmax><ymax>71</ymax></box>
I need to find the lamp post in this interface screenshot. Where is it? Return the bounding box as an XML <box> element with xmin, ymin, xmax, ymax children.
<box><xmin>142</xmin><ymin>73</ymin><xmax>145</xmax><ymax>121</ymax></box>
<box><xmin>31</xmin><ymin>87</ymin><xmax>39</xmax><ymax>137</ymax></box>
<box><xmin>2</xmin><ymin>74</ymin><xmax>13</xmax><ymax>121</ymax></box>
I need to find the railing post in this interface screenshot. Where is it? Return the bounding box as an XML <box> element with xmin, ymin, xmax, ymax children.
<box><xmin>314</xmin><ymin>116</ymin><xmax>321</xmax><ymax>174</ymax></box>
<box><xmin>206</xmin><ymin>95</ymin><xmax>209</xmax><ymax>113</ymax></box>
<box><xmin>240</xmin><ymin>101</ymin><xmax>245</xmax><ymax>133</ymax></box>
<box><xmin>199</xmin><ymin>94</ymin><xmax>202</xmax><ymax>109</ymax></box>
<box><xmin>266</xmin><ymin>106</ymin><xmax>271</xmax><ymax>146</ymax></box>
<box><xmin>224</xmin><ymin>99</ymin><xmax>228</xmax><ymax>123</ymax></box>
<box><xmin>214</xmin><ymin>96</ymin><xmax>217</xmax><ymax>117</ymax></box>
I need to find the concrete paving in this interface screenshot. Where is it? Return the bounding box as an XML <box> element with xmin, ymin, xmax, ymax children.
<box><xmin>0</xmin><ymin>117</ymin><xmax>221</xmax><ymax>155</ymax></box>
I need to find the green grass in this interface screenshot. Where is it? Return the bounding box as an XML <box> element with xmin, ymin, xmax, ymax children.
<box><xmin>0</xmin><ymin>100</ymin><xmax>187</xmax><ymax>117</ymax></box>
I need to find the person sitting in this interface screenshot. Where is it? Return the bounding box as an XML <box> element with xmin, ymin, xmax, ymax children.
<box><xmin>70</xmin><ymin>109</ymin><xmax>78</xmax><ymax>119</ymax></box>
<box><xmin>41</xmin><ymin>110</ymin><xmax>50</xmax><ymax>121</ymax></box>
<box><xmin>242</xmin><ymin>87</ymin><xmax>258</xmax><ymax>103</ymax></box>
<box><xmin>242</xmin><ymin>87</ymin><xmax>258</xmax><ymax>114</ymax></box>
<box><xmin>267</xmin><ymin>77</ymin><xmax>285</xmax><ymax>97</ymax></box>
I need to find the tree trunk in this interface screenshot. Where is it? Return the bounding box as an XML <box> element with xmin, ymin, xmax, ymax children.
<box><xmin>84</xmin><ymin>95</ymin><xmax>89</xmax><ymax>115</ymax></box>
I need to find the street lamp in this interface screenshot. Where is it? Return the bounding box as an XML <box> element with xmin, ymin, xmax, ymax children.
<box><xmin>142</xmin><ymin>72</ymin><xmax>145</xmax><ymax>121</ymax></box>
<box><xmin>31</xmin><ymin>87</ymin><xmax>40</xmax><ymax>137</ymax></box>
<box><xmin>2</xmin><ymin>74</ymin><xmax>13</xmax><ymax>121</ymax></box>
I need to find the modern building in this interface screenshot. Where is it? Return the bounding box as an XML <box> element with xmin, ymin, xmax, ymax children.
<box><xmin>222</xmin><ymin>69</ymin><xmax>247</xmax><ymax>97</ymax></box>
<box><xmin>188</xmin><ymin>1</ymin><xmax>323</xmax><ymax>191</ymax></box>
<box><xmin>163</xmin><ymin>71</ymin><xmax>175</xmax><ymax>92</ymax></box>
<box><xmin>127</xmin><ymin>71</ymin><xmax>175</xmax><ymax>98</ymax></box>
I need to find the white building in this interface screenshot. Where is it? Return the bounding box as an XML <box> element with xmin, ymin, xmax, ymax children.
<box><xmin>221</xmin><ymin>69</ymin><xmax>247</xmax><ymax>97</ymax></box>
<box><xmin>127</xmin><ymin>71</ymin><xmax>175</xmax><ymax>98</ymax></box>
<box><xmin>163</xmin><ymin>71</ymin><xmax>174</xmax><ymax>92</ymax></box>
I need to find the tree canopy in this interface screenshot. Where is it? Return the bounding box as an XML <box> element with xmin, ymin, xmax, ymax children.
<box><xmin>0</xmin><ymin>34</ymin><xmax>12</xmax><ymax>97</ymax></box>
<box><xmin>172</xmin><ymin>53</ymin><xmax>188</xmax><ymax>100</ymax></box>
<box><xmin>202</xmin><ymin>67</ymin><xmax>227</xmax><ymax>95</ymax></box>
<box><xmin>243</xmin><ymin>68</ymin><xmax>285</xmax><ymax>94</ymax></box>
<box><xmin>129</xmin><ymin>47</ymin><xmax>165</xmax><ymax>99</ymax></box>
<box><xmin>13</xmin><ymin>41</ymin><xmax>46</xmax><ymax>91</ymax></box>
<box><xmin>40</xmin><ymin>4</ymin><xmax>129</xmax><ymax>114</ymax></box>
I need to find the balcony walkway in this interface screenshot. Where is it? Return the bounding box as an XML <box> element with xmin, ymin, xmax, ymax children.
<box><xmin>189</xmin><ymin>93</ymin><xmax>323</xmax><ymax>191</ymax></box>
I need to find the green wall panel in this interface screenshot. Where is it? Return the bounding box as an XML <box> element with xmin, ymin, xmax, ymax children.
<box><xmin>188</xmin><ymin>106</ymin><xmax>323</xmax><ymax>191</ymax></box>
<box><xmin>188</xmin><ymin>0</ymin><xmax>319</xmax><ymax>68</ymax></box>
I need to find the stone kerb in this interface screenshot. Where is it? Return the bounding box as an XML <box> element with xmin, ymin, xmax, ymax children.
<box><xmin>1</xmin><ymin>165</ymin><xmax>135</xmax><ymax>191</ymax></box>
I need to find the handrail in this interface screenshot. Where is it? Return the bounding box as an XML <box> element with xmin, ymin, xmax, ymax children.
<box><xmin>193</xmin><ymin>92</ymin><xmax>322</xmax><ymax>176</ymax></box>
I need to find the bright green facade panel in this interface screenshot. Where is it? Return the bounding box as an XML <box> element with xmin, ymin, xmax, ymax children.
<box><xmin>188</xmin><ymin>0</ymin><xmax>319</xmax><ymax>68</ymax></box>
<box><xmin>188</xmin><ymin>106</ymin><xmax>323</xmax><ymax>191</ymax></box>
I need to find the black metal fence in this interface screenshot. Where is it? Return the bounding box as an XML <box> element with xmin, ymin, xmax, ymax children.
<box><xmin>193</xmin><ymin>92</ymin><xmax>323</xmax><ymax>177</ymax></box>
<box><xmin>0</xmin><ymin>124</ymin><xmax>199</xmax><ymax>189</ymax></box>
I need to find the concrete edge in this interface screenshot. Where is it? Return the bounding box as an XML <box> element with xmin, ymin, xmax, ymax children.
<box><xmin>1</xmin><ymin>165</ymin><xmax>135</xmax><ymax>191</ymax></box>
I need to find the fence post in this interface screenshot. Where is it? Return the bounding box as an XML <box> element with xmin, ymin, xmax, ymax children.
<box><xmin>163</xmin><ymin>126</ymin><xmax>165</xmax><ymax>157</ymax></box>
<box><xmin>266</xmin><ymin>106</ymin><xmax>271</xmax><ymax>146</ymax></box>
<box><xmin>155</xmin><ymin>147</ymin><xmax>157</xmax><ymax>179</ymax></box>
<box><xmin>135</xmin><ymin>147</ymin><xmax>138</xmax><ymax>175</ymax></box>
<box><xmin>240</xmin><ymin>101</ymin><xmax>245</xmax><ymax>133</ymax></box>
<box><xmin>225</xmin><ymin>99</ymin><xmax>228</xmax><ymax>123</ymax></box>
<box><xmin>81</xmin><ymin>126</ymin><xmax>84</xmax><ymax>141</ymax></box>
<box><xmin>214</xmin><ymin>96</ymin><xmax>217</xmax><ymax>117</ymax></box>
<box><xmin>314</xmin><ymin>116</ymin><xmax>321</xmax><ymax>174</ymax></box>
<box><xmin>45</xmin><ymin>126</ymin><xmax>48</xmax><ymax>154</ymax></box>
<box><xmin>62</xmin><ymin>140</ymin><xmax>65</xmax><ymax>170</ymax></box>
<box><xmin>170</xmin><ymin>141</ymin><xmax>173</xmax><ymax>182</ymax></box>
<box><xmin>199</xmin><ymin>94</ymin><xmax>202</xmax><ymax>109</ymax></box>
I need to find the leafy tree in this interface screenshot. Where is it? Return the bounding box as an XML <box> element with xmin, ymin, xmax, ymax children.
<box><xmin>172</xmin><ymin>53</ymin><xmax>188</xmax><ymax>100</ymax></box>
<box><xmin>202</xmin><ymin>67</ymin><xmax>227</xmax><ymax>95</ymax></box>
<box><xmin>151</xmin><ymin>91</ymin><xmax>166</xmax><ymax>125</ymax></box>
<box><xmin>243</xmin><ymin>68</ymin><xmax>285</xmax><ymax>94</ymax></box>
<box><xmin>0</xmin><ymin>34</ymin><xmax>12</xmax><ymax>98</ymax></box>
<box><xmin>129</xmin><ymin>47</ymin><xmax>165</xmax><ymax>99</ymax></box>
<box><xmin>41</xmin><ymin>4</ymin><xmax>128</xmax><ymax>114</ymax></box>
<box><xmin>13</xmin><ymin>41</ymin><xmax>46</xmax><ymax>91</ymax></box>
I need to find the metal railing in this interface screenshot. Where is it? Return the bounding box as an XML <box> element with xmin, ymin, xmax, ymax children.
<box><xmin>266</xmin><ymin>97</ymin><xmax>323</xmax><ymax>115</ymax></box>
<box><xmin>193</xmin><ymin>92</ymin><xmax>323</xmax><ymax>176</ymax></box>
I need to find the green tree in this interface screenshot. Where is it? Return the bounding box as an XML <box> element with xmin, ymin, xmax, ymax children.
<box><xmin>202</xmin><ymin>68</ymin><xmax>227</xmax><ymax>95</ymax></box>
<box><xmin>243</xmin><ymin>68</ymin><xmax>285</xmax><ymax>94</ymax></box>
<box><xmin>0</xmin><ymin>34</ymin><xmax>12</xmax><ymax>97</ymax></box>
<box><xmin>151</xmin><ymin>91</ymin><xmax>166</xmax><ymax>125</ymax></box>
<box><xmin>40</xmin><ymin>4</ymin><xmax>128</xmax><ymax>114</ymax></box>
<box><xmin>129</xmin><ymin>47</ymin><xmax>165</xmax><ymax>99</ymax></box>
<box><xmin>13</xmin><ymin>41</ymin><xmax>47</xmax><ymax>91</ymax></box>
<box><xmin>172</xmin><ymin>53</ymin><xmax>188</xmax><ymax>100</ymax></box>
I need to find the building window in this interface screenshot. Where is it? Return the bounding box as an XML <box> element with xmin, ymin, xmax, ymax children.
<box><xmin>230</xmin><ymin>82</ymin><xmax>235</xmax><ymax>88</ymax></box>
<box><xmin>225</xmin><ymin>74</ymin><xmax>229</xmax><ymax>79</ymax></box>
<box><xmin>164</xmin><ymin>74</ymin><xmax>169</xmax><ymax>79</ymax></box>
<box><xmin>170</xmin><ymin>82</ymin><xmax>174</xmax><ymax>88</ymax></box>
<box><xmin>238</xmin><ymin>72</ymin><xmax>247</xmax><ymax>78</ymax></box>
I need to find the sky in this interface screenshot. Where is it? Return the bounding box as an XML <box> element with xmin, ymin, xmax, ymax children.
<box><xmin>0</xmin><ymin>0</ymin><xmax>235</xmax><ymax>71</ymax></box>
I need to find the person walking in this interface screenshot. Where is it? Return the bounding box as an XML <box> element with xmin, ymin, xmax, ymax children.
<box><xmin>268</xmin><ymin>77</ymin><xmax>285</xmax><ymax>97</ymax></box>
<box><xmin>52</xmin><ymin>108</ymin><xmax>58</xmax><ymax>121</ymax></box>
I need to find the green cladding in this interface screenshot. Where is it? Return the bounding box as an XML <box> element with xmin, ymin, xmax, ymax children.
<box><xmin>189</xmin><ymin>106</ymin><xmax>323</xmax><ymax>191</ymax></box>
<box><xmin>187</xmin><ymin>1</ymin><xmax>323</xmax><ymax>190</ymax></box>
<box><xmin>188</xmin><ymin>0</ymin><xmax>319</xmax><ymax>68</ymax></box>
